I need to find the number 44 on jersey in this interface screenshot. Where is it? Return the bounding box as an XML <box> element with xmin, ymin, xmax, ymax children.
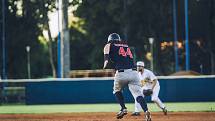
<box><xmin>118</xmin><ymin>47</ymin><xmax>133</xmax><ymax>58</ymax></box>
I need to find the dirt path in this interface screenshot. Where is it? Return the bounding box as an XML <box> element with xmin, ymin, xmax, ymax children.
<box><xmin>0</xmin><ymin>112</ymin><xmax>214</xmax><ymax>121</ymax></box>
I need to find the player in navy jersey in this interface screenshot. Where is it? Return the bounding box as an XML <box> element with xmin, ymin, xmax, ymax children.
<box><xmin>103</xmin><ymin>33</ymin><xmax>152</xmax><ymax>121</ymax></box>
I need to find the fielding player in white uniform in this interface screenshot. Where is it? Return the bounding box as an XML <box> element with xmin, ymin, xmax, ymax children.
<box><xmin>131</xmin><ymin>61</ymin><xmax>167</xmax><ymax>116</ymax></box>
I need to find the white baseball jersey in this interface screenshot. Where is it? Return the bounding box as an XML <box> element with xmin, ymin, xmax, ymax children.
<box><xmin>139</xmin><ymin>69</ymin><xmax>158</xmax><ymax>90</ymax></box>
<box><xmin>134</xmin><ymin>69</ymin><xmax>165</xmax><ymax>112</ymax></box>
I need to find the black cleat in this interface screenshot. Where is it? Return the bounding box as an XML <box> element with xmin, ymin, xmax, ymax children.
<box><xmin>145</xmin><ymin>111</ymin><xmax>152</xmax><ymax>121</ymax></box>
<box><xmin>116</xmin><ymin>108</ymin><xmax>128</xmax><ymax>119</ymax></box>
<box><xmin>131</xmin><ymin>112</ymin><xmax>141</xmax><ymax>116</ymax></box>
<box><xmin>162</xmin><ymin>107</ymin><xmax>167</xmax><ymax>115</ymax></box>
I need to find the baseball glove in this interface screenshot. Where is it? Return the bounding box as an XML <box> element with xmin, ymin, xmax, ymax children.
<box><xmin>143</xmin><ymin>89</ymin><xmax>153</xmax><ymax>96</ymax></box>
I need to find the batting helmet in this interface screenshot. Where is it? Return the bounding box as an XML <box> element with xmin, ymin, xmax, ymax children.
<box><xmin>107</xmin><ymin>33</ymin><xmax>121</xmax><ymax>43</ymax></box>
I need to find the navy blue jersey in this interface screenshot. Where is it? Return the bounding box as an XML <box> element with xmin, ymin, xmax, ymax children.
<box><xmin>109</xmin><ymin>42</ymin><xmax>135</xmax><ymax>70</ymax></box>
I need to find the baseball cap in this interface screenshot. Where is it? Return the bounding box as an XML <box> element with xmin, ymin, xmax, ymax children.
<box><xmin>136</xmin><ymin>61</ymin><xmax>144</xmax><ymax>67</ymax></box>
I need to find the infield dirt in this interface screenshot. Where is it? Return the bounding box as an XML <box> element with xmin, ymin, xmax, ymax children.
<box><xmin>0</xmin><ymin>112</ymin><xmax>214</xmax><ymax>121</ymax></box>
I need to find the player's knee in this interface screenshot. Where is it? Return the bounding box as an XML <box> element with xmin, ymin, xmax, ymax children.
<box><xmin>136</xmin><ymin>96</ymin><xmax>144</xmax><ymax>103</ymax></box>
<box><xmin>113</xmin><ymin>90</ymin><xmax>120</xmax><ymax>94</ymax></box>
<box><xmin>151</xmin><ymin>97</ymin><xmax>158</xmax><ymax>102</ymax></box>
<box><xmin>113</xmin><ymin>86</ymin><xmax>121</xmax><ymax>94</ymax></box>
<box><xmin>113</xmin><ymin>84</ymin><xmax>121</xmax><ymax>94</ymax></box>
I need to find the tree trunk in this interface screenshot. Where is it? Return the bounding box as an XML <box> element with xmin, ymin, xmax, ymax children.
<box><xmin>47</xmin><ymin>22</ymin><xmax>57</xmax><ymax>78</ymax></box>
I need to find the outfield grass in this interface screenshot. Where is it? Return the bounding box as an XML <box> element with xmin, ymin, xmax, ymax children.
<box><xmin>0</xmin><ymin>102</ymin><xmax>214</xmax><ymax>114</ymax></box>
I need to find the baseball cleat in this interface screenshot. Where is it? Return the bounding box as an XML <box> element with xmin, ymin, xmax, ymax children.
<box><xmin>131</xmin><ymin>112</ymin><xmax>141</xmax><ymax>116</ymax></box>
<box><xmin>116</xmin><ymin>108</ymin><xmax>128</xmax><ymax>119</ymax></box>
<box><xmin>162</xmin><ymin>108</ymin><xmax>167</xmax><ymax>115</ymax></box>
<box><xmin>145</xmin><ymin>111</ymin><xmax>152</xmax><ymax>121</ymax></box>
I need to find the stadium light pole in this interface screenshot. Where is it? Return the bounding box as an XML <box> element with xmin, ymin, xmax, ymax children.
<box><xmin>1</xmin><ymin>0</ymin><xmax>6</xmax><ymax>104</ymax></box>
<box><xmin>149</xmin><ymin>38</ymin><xmax>154</xmax><ymax>71</ymax></box>
<box><xmin>184</xmin><ymin>0</ymin><xmax>190</xmax><ymax>71</ymax></box>
<box><xmin>61</xmin><ymin>0</ymin><xmax>70</xmax><ymax>78</ymax></box>
<box><xmin>2</xmin><ymin>0</ymin><xmax>6</xmax><ymax>79</ymax></box>
<box><xmin>173</xmin><ymin>0</ymin><xmax>179</xmax><ymax>72</ymax></box>
<box><xmin>26</xmin><ymin>46</ymin><xmax>31</xmax><ymax>79</ymax></box>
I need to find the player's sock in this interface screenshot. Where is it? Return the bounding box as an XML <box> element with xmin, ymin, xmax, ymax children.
<box><xmin>115</xmin><ymin>91</ymin><xmax>126</xmax><ymax>109</ymax></box>
<box><xmin>136</xmin><ymin>96</ymin><xmax>148</xmax><ymax>112</ymax></box>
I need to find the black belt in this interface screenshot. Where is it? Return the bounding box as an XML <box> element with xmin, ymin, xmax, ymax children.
<box><xmin>118</xmin><ymin>68</ymin><xmax>136</xmax><ymax>72</ymax></box>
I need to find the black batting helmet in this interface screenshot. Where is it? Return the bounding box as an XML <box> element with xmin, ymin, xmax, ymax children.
<box><xmin>107</xmin><ymin>33</ymin><xmax>121</xmax><ymax>43</ymax></box>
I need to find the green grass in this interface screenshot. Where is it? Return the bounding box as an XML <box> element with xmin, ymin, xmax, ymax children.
<box><xmin>0</xmin><ymin>102</ymin><xmax>214</xmax><ymax>114</ymax></box>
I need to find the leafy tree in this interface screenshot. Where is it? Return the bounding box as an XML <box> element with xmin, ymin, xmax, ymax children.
<box><xmin>71</xmin><ymin>0</ymin><xmax>215</xmax><ymax>75</ymax></box>
<box><xmin>0</xmin><ymin>0</ymin><xmax>56</xmax><ymax>78</ymax></box>
<box><xmin>71</xmin><ymin>0</ymin><xmax>173</xmax><ymax>74</ymax></box>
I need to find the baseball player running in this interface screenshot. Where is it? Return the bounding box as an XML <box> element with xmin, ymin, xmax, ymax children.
<box><xmin>103</xmin><ymin>33</ymin><xmax>152</xmax><ymax>121</ymax></box>
<box><xmin>131</xmin><ymin>61</ymin><xmax>167</xmax><ymax>116</ymax></box>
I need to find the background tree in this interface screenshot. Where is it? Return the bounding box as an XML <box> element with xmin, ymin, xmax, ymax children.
<box><xmin>1</xmin><ymin>0</ymin><xmax>215</xmax><ymax>78</ymax></box>
<box><xmin>71</xmin><ymin>0</ymin><xmax>173</xmax><ymax>75</ymax></box>
<box><xmin>0</xmin><ymin>0</ymin><xmax>56</xmax><ymax>78</ymax></box>
<box><xmin>71</xmin><ymin>0</ymin><xmax>215</xmax><ymax>75</ymax></box>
